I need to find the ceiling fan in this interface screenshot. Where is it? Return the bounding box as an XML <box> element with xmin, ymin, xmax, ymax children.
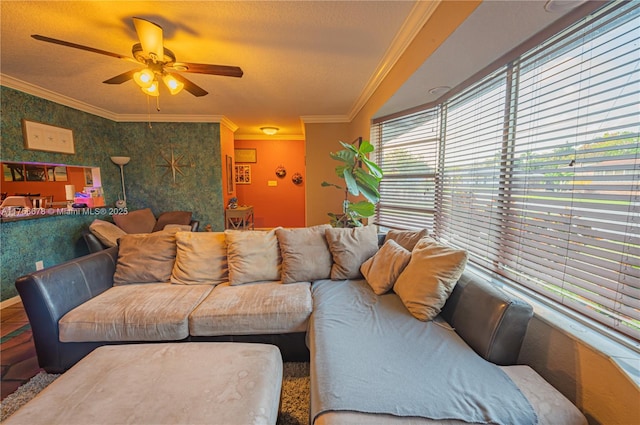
<box><xmin>31</xmin><ymin>17</ymin><xmax>243</xmax><ymax>98</ymax></box>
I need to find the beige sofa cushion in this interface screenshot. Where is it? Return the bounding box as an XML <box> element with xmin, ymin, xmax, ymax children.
<box><xmin>189</xmin><ymin>281</ymin><xmax>312</xmax><ymax>336</ymax></box>
<box><xmin>59</xmin><ymin>283</ymin><xmax>212</xmax><ymax>342</ymax></box>
<box><xmin>393</xmin><ymin>238</ymin><xmax>468</xmax><ymax>321</ymax></box>
<box><xmin>171</xmin><ymin>232</ymin><xmax>228</xmax><ymax>285</ymax></box>
<box><xmin>276</xmin><ymin>225</ymin><xmax>332</xmax><ymax>283</ymax></box>
<box><xmin>325</xmin><ymin>225</ymin><xmax>379</xmax><ymax>280</ymax></box>
<box><xmin>113</xmin><ymin>232</ymin><xmax>177</xmax><ymax>285</ymax></box>
<box><xmin>89</xmin><ymin>219</ymin><xmax>126</xmax><ymax>248</ymax></box>
<box><xmin>225</xmin><ymin>228</ymin><xmax>281</xmax><ymax>285</ymax></box>
<box><xmin>360</xmin><ymin>239</ymin><xmax>411</xmax><ymax>295</ymax></box>
<box><xmin>112</xmin><ymin>207</ymin><xmax>157</xmax><ymax>234</ymax></box>
<box><xmin>383</xmin><ymin>228</ymin><xmax>429</xmax><ymax>251</ymax></box>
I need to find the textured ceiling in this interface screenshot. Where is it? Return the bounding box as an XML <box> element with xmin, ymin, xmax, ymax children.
<box><xmin>1</xmin><ymin>1</ymin><xmax>587</xmax><ymax>138</ymax></box>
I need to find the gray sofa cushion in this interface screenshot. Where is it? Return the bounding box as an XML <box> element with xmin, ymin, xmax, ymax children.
<box><xmin>189</xmin><ymin>281</ymin><xmax>312</xmax><ymax>336</ymax></box>
<box><xmin>59</xmin><ymin>283</ymin><xmax>212</xmax><ymax>342</ymax></box>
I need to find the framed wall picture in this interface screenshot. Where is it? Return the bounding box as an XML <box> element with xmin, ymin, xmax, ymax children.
<box><xmin>226</xmin><ymin>155</ymin><xmax>234</xmax><ymax>193</ymax></box>
<box><xmin>22</xmin><ymin>119</ymin><xmax>75</xmax><ymax>154</ymax></box>
<box><xmin>234</xmin><ymin>148</ymin><xmax>257</xmax><ymax>163</ymax></box>
<box><xmin>235</xmin><ymin>164</ymin><xmax>251</xmax><ymax>184</ymax></box>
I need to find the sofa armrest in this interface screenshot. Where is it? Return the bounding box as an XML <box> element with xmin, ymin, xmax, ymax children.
<box><xmin>440</xmin><ymin>270</ymin><xmax>533</xmax><ymax>366</ymax></box>
<box><xmin>15</xmin><ymin>247</ymin><xmax>118</xmax><ymax>371</ymax></box>
<box><xmin>82</xmin><ymin>229</ymin><xmax>107</xmax><ymax>253</ymax></box>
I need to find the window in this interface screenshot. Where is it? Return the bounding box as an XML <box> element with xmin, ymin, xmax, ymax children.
<box><xmin>373</xmin><ymin>109</ymin><xmax>439</xmax><ymax>230</ymax></box>
<box><xmin>373</xmin><ymin>1</ymin><xmax>639</xmax><ymax>342</ymax></box>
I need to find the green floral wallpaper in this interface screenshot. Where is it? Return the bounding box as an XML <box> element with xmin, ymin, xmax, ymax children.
<box><xmin>0</xmin><ymin>86</ymin><xmax>224</xmax><ymax>301</ymax></box>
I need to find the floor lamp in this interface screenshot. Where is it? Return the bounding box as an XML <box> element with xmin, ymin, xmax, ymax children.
<box><xmin>110</xmin><ymin>156</ymin><xmax>130</xmax><ymax>208</ymax></box>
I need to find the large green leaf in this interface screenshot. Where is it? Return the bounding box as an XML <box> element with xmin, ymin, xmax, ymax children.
<box><xmin>348</xmin><ymin>201</ymin><xmax>376</xmax><ymax>217</ymax></box>
<box><xmin>343</xmin><ymin>168</ymin><xmax>359</xmax><ymax>196</ymax></box>
<box><xmin>339</xmin><ymin>141</ymin><xmax>359</xmax><ymax>153</ymax></box>
<box><xmin>354</xmin><ymin>168</ymin><xmax>381</xmax><ymax>190</ymax></box>
<box><xmin>334</xmin><ymin>164</ymin><xmax>349</xmax><ymax>178</ymax></box>
<box><xmin>357</xmin><ymin>183</ymin><xmax>380</xmax><ymax>204</ymax></box>
<box><xmin>358</xmin><ymin>140</ymin><xmax>375</xmax><ymax>154</ymax></box>
<box><xmin>361</xmin><ymin>156</ymin><xmax>383</xmax><ymax>178</ymax></box>
<box><xmin>330</xmin><ymin>149</ymin><xmax>355</xmax><ymax>164</ymax></box>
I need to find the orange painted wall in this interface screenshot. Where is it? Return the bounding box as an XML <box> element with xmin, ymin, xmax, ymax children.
<box><xmin>1</xmin><ymin>165</ymin><xmax>88</xmax><ymax>205</ymax></box>
<box><xmin>234</xmin><ymin>139</ymin><xmax>305</xmax><ymax>228</ymax></box>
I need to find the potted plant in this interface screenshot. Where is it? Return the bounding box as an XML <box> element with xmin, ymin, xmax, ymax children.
<box><xmin>321</xmin><ymin>139</ymin><xmax>383</xmax><ymax>227</ymax></box>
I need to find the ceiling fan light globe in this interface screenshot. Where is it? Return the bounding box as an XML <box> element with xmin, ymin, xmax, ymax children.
<box><xmin>141</xmin><ymin>81</ymin><xmax>160</xmax><ymax>97</ymax></box>
<box><xmin>163</xmin><ymin>74</ymin><xmax>184</xmax><ymax>95</ymax></box>
<box><xmin>133</xmin><ymin>68</ymin><xmax>155</xmax><ymax>88</ymax></box>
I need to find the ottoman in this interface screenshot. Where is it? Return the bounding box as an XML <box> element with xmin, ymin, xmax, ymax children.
<box><xmin>5</xmin><ymin>343</ymin><xmax>283</xmax><ymax>425</ymax></box>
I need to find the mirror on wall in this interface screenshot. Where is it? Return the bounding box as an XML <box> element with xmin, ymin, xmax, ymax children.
<box><xmin>1</xmin><ymin>161</ymin><xmax>105</xmax><ymax>210</ymax></box>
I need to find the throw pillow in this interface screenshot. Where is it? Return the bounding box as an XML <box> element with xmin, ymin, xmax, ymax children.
<box><xmin>152</xmin><ymin>211</ymin><xmax>192</xmax><ymax>232</ymax></box>
<box><xmin>112</xmin><ymin>208</ymin><xmax>157</xmax><ymax>234</ymax></box>
<box><xmin>113</xmin><ymin>231</ymin><xmax>178</xmax><ymax>285</ymax></box>
<box><xmin>384</xmin><ymin>228</ymin><xmax>430</xmax><ymax>251</ymax></box>
<box><xmin>360</xmin><ymin>239</ymin><xmax>411</xmax><ymax>295</ymax></box>
<box><xmin>276</xmin><ymin>225</ymin><xmax>332</xmax><ymax>283</ymax></box>
<box><xmin>171</xmin><ymin>232</ymin><xmax>228</xmax><ymax>285</ymax></box>
<box><xmin>163</xmin><ymin>224</ymin><xmax>193</xmax><ymax>232</ymax></box>
<box><xmin>325</xmin><ymin>225</ymin><xmax>378</xmax><ymax>280</ymax></box>
<box><xmin>393</xmin><ymin>237</ymin><xmax>468</xmax><ymax>321</ymax></box>
<box><xmin>89</xmin><ymin>219</ymin><xmax>126</xmax><ymax>248</ymax></box>
<box><xmin>225</xmin><ymin>228</ymin><xmax>282</xmax><ymax>285</ymax></box>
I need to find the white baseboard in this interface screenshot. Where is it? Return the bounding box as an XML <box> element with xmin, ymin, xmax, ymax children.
<box><xmin>1</xmin><ymin>296</ymin><xmax>21</xmax><ymax>310</ymax></box>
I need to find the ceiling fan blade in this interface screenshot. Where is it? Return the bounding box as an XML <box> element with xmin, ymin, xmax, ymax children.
<box><xmin>133</xmin><ymin>17</ymin><xmax>164</xmax><ymax>62</ymax></box>
<box><xmin>31</xmin><ymin>35</ymin><xmax>138</xmax><ymax>64</ymax></box>
<box><xmin>170</xmin><ymin>73</ymin><xmax>208</xmax><ymax>97</ymax></box>
<box><xmin>103</xmin><ymin>69</ymin><xmax>137</xmax><ymax>84</ymax></box>
<box><xmin>173</xmin><ymin>62</ymin><xmax>243</xmax><ymax>78</ymax></box>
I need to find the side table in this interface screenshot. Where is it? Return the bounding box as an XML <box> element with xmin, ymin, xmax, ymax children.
<box><xmin>225</xmin><ymin>205</ymin><xmax>254</xmax><ymax>230</ymax></box>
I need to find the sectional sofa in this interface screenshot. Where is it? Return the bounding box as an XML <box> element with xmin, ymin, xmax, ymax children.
<box><xmin>15</xmin><ymin>224</ymin><xmax>587</xmax><ymax>424</ymax></box>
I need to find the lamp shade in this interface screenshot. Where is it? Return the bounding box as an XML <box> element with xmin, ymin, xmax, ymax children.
<box><xmin>162</xmin><ymin>73</ymin><xmax>184</xmax><ymax>95</ymax></box>
<box><xmin>133</xmin><ymin>68</ymin><xmax>155</xmax><ymax>88</ymax></box>
<box><xmin>110</xmin><ymin>156</ymin><xmax>131</xmax><ymax>166</ymax></box>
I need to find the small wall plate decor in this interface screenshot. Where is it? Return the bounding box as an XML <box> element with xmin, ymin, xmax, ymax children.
<box><xmin>275</xmin><ymin>165</ymin><xmax>287</xmax><ymax>178</ymax></box>
<box><xmin>292</xmin><ymin>172</ymin><xmax>303</xmax><ymax>185</ymax></box>
<box><xmin>22</xmin><ymin>119</ymin><xmax>75</xmax><ymax>154</ymax></box>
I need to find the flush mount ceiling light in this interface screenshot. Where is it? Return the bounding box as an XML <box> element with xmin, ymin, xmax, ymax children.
<box><xmin>428</xmin><ymin>86</ymin><xmax>451</xmax><ymax>96</ymax></box>
<box><xmin>261</xmin><ymin>127</ymin><xmax>279</xmax><ymax>136</ymax></box>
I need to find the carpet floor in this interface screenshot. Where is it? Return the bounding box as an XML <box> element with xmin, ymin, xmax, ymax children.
<box><xmin>1</xmin><ymin>362</ymin><xmax>310</xmax><ymax>425</ymax></box>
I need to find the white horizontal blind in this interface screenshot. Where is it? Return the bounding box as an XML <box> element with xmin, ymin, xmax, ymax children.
<box><xmin>500</xmin><ymin>1</ymin><xmax>640</xmax><ymax>340</ymax></box>
<box><xmin>373</xmin><ymin>110</ymin><xmax>439</xmax><ymax>230</ymax></box>
<box><xmin>374</xmin><ymin>1</ymin><xmax>640</xmax><ymax>341</ymax></box>
<box><xmin>436</xmin><ymin>71</ymin><xmax>508</xmax><ymax>271</ymax></box>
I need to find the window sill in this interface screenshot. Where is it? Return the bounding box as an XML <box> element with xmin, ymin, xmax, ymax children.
<box><xmin>464</xmin><ymin>264</ymin><xmax>640</xmax><ymax>387</ymax></box>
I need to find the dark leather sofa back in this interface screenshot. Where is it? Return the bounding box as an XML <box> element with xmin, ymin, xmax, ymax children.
<box><xmin>83</xmin><ymin>220</ymin><xmax>199</xmax><ymax>253</ymax></box>
<box><xmin>441</xmin><ymin>270</ymin><xmax>533</xmax><ymax>365</ymax></box>
<box><xmin>15</xmin><ymin>247</ymin><xmax>118</xmax><ymax>372</ymax></box>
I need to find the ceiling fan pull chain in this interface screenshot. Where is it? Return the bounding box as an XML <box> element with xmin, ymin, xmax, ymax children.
<box><xmin>156</xmin><ymin>95</ymin><xmax>161</xmax><ymax>112</ymax></box>
<box><xmin>146</xmin><ymin>95</ymin><xmax>153</xmax><ymax>129</ymax></box>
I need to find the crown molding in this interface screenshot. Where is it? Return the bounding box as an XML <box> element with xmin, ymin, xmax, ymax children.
<box><xmin>1</xmin><ymin>74</ymin><xmax>236</xmax><ymax>125</ymax></box>
<box><xmin>234</xmin><ymin>133</ymin><xmax>305</xmax><ymax>141</ymax></box>
<box><xmin>300</xmin><ymin>115</ymin><xmax>351</xmax><ymax>124</ymax></box>
<box><xmin>220</xmin><ymin>116</ymin><xmax>239</xmax><ymax>132</ymax></box>
<box><xmin>346</xmin><ymin>0</ymin><xmax>441</xmax><ymax>121</ymax></box>
<box><xmin>1</xmin><ymin>74</ymin><xmax>119</xmax><ymax>121</ymax></box>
